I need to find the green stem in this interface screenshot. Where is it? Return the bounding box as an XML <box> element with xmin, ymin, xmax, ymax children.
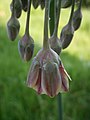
<box><xmin>49</xmin><ymin>0</ymin><xmax>55</xmax><ymax>36</ymax></box>
<box><xmin>53</xmin><ymin>0</ymin><xmax>61</xmax><ymax>37</ymax></box>
<box><xmin>49</xmin><ymin>1</ymin><xmax>63</xmax><ymax>119</ymax></box>
<box><xmin>57</xmin><ymin>94</ymin><xmax>63</xmax><ymax>120</ymax></box>
<box><xmin>68</xmin><ymin>0</ymin><xmax>75</xmax><ymax>25</ymax></box>
<box><xmin>25</xmin><ymin>0</ymin><xmax>31</xmax><ymax>35</ymax></box>
<box><xmin>43</xmin><ymin>0</ymin><xmax>49</xmax><ymax>49</ymax></box>
<box><xmin>12</xmin><ymin>0</ymin><xmax>15</xmax><ymax>17</ymax></box>
<box><xmin>78</xmin><ymin>0</ymin><xmax>82</xmax><ymax>11</ymax></box>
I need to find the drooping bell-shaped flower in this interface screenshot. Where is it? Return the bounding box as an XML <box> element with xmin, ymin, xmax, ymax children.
<box><xmin>49</xmin><ymin>0</ymin><xmax>62</xmax><ymax>55</ymax></box>
<box><xmin>18</xmin><ymin>0</ymin><xmax>34</xmax><ymax>61</ymax></box>
<box><xmin>27</xmin><ymin>0</ymin><xmax>71</xmax><ymax>97</ymax></box>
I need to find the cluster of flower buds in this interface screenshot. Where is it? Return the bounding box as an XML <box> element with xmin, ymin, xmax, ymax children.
<box><xmin>7</xmin><ymin>0</ymin><xmax>83</xmax><ymax>97</ymax></box>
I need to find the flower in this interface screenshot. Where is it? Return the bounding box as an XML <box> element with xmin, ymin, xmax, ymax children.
<box><xmin>18</xmin><ymin>34</ymin><xmax>34</xmax><ymax>62</ymax></box>
<box><xmin>27</xmin><ymin>48</ymin><xmax>71</xmax><ymax>97</ymax></box>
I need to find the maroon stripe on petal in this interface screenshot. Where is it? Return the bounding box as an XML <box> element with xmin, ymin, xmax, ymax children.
<box><xmin>59</xmin><ymin>65</ymin><xmax>69</xmax><ymax>92</ymax></box>
<box><xmin>35</xmin><ymin>68</ymin><xmax>42</xmax><ymax>94</ymax></box>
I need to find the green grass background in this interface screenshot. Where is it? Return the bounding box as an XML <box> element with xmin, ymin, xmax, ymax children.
<box><xmin>0</xmin><ymin>1</ymin><xmax>90</xmax><ymax>120</ymax></box>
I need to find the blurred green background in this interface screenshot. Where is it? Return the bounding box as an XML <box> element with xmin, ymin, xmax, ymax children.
<box><xmin>0</xmin><ymin>1</ymin><xmax>90</xmax><ymax>120</ymax></box>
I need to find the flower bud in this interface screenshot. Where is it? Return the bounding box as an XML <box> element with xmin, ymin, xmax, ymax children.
<box><xmin>60</xmin><ymin>23</ymin><xmax>74</xmax><ymax>49</ymax></box>
<box><xmin>21</xmin><ymin>0</ymin><xmax>28</xmax><ymax>12</ymax></box>
<box><xmin>73</xmin><ymin>9</ymin><xmax>82</xmax><ymax>31</ymax></box>
<box><xmin>10</xmin><ymin>0</ymin><xmax>22</xmax><ymax>18</ymax></box>
<box><xmin>40</xmin><ymin>0</ymin><xmax>45</xmax><ymax>10</ymax></box>
<box><xmin>7</xmin><ymin>16</ymin><xmax>20</xmax><ymax>41</ymax></box>
<box><xmin>32</xmin><ymin>0</ymin><xmax>39</xmax><ymax>9</ymax></box>
<box><xmin>61</xmin><ymin>0</ymin><xmax>72</xmax><ymax>8</ymax></box>
<box><xmin>49</xmin><ymin>36</ymin><xmax>62</xmax><ymax>55</ymax></box>
<box><xmin>18</xmin><ymin>34</ymin><xmax>34</xmax><ymax>61</ymax></box>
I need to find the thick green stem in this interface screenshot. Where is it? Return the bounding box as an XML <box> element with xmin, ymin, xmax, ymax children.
<box><xmin>53</xmin><ymin>0</ymin><xmax>61</xmax><ymax>37</ymax></box>
<box><xmin>49</xmin><ymin>0</ymin><xmax>63</xmax><ymax>120</ymax></box>
<box><xmin>49</xmin><ymin>0</ymin><xmax>55</xmax><ymax>36</ymax></box>
<box><xmin>57</xmin><ymin>94</ymin><xmax>63</xmax><ymax>120</ymax></box>
<box><xmin>43</xmin><ymin>0</ymin><xmax>49</xmax><ymax>49</ymax></box>
<box><xmin>25</xmin><ymin>0</ymin><xmax>31</xmax><ymax>35</ymax></box>
<box><xmin>68</xmin><ymin>0</ymin><xmax>75</xmax><ymax>25</ymax></box>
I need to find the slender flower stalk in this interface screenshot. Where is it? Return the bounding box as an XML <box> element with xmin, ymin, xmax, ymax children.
<box><xmin>60</xmin><ymin>0</ymin><xmax>75</xmax><ymax>49</ymax></box>
<box><xmin>43</xmin><ymin>0</ymin><xmax>49</xmax><ymax>49</ymax></box>
<box><xmin>73</xmin><ymin>0</ymin><xmax>82</xmax><ymax>31</ymax></box>
<box><xmin>18</xmin><ymin>0</ymin><xmax>34</xmax><ymax>62</ymax></box>
<box><xmin>49</xmin><ymin>0</ymin><xmax>62</xmax><ymax>55</ymax></box>
<box><xmin>53</xmin><ymin>0</ymin><xmax>61</xmax><ymax>37</ymax></box>
<box><xmin>68</xmin><ymin>0</ymin><xmax>75</xmax><ymax>25</ymax></box>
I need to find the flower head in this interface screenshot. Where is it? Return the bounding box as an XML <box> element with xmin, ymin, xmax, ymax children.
<box><xmin>27</xmin><ymin>48</ymin><xmax>71</xmax><ymax>97</ymax></box>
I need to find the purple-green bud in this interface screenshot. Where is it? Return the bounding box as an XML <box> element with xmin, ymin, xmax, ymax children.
<box><xmin>73</xmin><ymin>9</ymin><xmax>82</xmax><ymax>31</ymax></box>
<box><xmin>40</xmin><ymin>0</ymin><xmax>45</xmax><ymax>10</ymax></box>
<box><xmin>49</xmin><ymin>36</ymin><xmax>62</xmax><ymax>55</ymax></box>
<box><xmin>32</xmin><ymin>0</ymin><xmax>39</xmax><ymax>9</ymax></box>
<box><xmin>10</xmin><ymin>0</ymin><xmax>22</xmax><ymax>18</ymax></box>
<box><xmin>61</xmin><ymin>0</ymin><xmax>72</xmax><ymax>8</ymax></box>
<box><xmin>7</xmin><ymin>16</ymin><xmax>20</xmax><ymax>41</ymax></box>
<box><xmin>18</xmin><ymin>34</ymin><xmax>34</xmax><ymax>62</ymax></box>
<box><xmin>21</xmin><ymin>0</ymin><xmax>28</xmax><ymax>12</ymax></box>
<box><xmin>60</xmin><ymin>23</ymin><xmax>74</xmax><ymax>49</ymax></box>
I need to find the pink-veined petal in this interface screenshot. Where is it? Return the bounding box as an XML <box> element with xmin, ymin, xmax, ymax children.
<box><xmin>27</xmin><ymin>58</ymin><xmax>40</xmax><ymax>88</ymax></box>
<box><xmin>59</xmin><ymin>64</ymin><xmax>70</xmax><ymax>92</ymax></box>
<box><xmin>42</xmin><ymin>61</ymin><xmax>61</xmax><ymax>97</ymax></box>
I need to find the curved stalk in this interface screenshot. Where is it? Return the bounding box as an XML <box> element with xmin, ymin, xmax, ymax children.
<box><xmin>25</xmin><ymin>0</ymin><xmax>31</xmax><ymax>35</ymax></box>
<box><xmin>78</xmin><ymin>0</ymin><xmax>82</xmax><ymax>10</ymax></box>
<box><xmin>12</xmin><ymin>0</ymin><xmax>15</xmax><ymax>17</ymax></box>
<box><xmin>49</xmin><ymin>0</ymin><xmax>55</xmax><ymax>36</ymax></box>
<box><xmin>43</xmin><ymin>0</ymin><xmax>49</xmax><ymax>49</ymax></box>
<box><xmin>68</xmin><ymin>0</ymin><xmax>75</xmax><ymax>25</ymax></box>
<box><xmin>53</xmin><ymin>0</ymin><xmax>61</xmax><ymax>37</ymax></box>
